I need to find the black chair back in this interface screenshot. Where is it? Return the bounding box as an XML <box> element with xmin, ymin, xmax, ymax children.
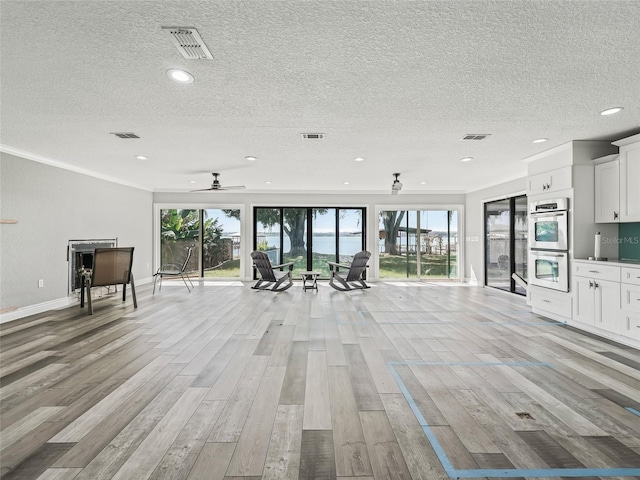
<box><xmin>345</xmin><ymin>250</ymin><xmax>371</xmax><ymax>282</ymax></box>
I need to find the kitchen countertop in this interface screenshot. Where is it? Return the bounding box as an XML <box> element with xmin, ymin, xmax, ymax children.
<box><xmin>574</xmin><ymin>258</ymin><xmax>640</xmax><ymax>267</ymax></box>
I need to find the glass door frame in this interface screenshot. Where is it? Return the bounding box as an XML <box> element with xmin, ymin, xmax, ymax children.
<box><xmin>483</xmin><ymin>194</ymin><xmax>527</xmax><ymax>295</ymax></box>
<box><xmin>375</xmin><ymin>205</ymin><xmax>462</xmax><ymax>282</ymax></box>
<box><xmin>252</xmin><ymin>206</ymin><xmax>367</xmax><ymax>279</ymax></box>
<box><xmin>154</xmin><ymin>203</ymin><xmax>245</xmax><ymax>279</ymax></box>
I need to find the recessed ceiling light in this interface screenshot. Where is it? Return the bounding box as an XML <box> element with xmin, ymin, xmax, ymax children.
<box><xmin>344</xmin><ymin>181</ymin><xmax>350</xmax><ymax>185</ymax></box>
<box><xmin>532</xmin><ymin>138</ymin><xmax>548</xmax><ymax>144</ymax></box>
<box><xmin>420</xmin><ymin>181</ymin><xmax>427</xmax><ymax>185</ymax></box>
<box><xmin>264</xmin><ymin>181</ymin><xmax>271</xmax><ymax>184</ymax></box>
<box><xmin>354</xmin><ymin>157</ymin><xmax>364</xmax><ymax>162</ymax></box>
<box><xmin>167</xmin><ymin>69</ymin><xmax>194</xmax><ymax>84</ymax></box>
<box><xmin>600</xmin><ymin>107</ymin><xmax>623</xmax><ymax>116</ymax></box>
<box><xmin>461</xmin><ymin>157</ymin><xmax>473</xmax><ymax>162</ymax></box>
<box><xmin>135</xmin><ymin>155</ymin><xmax>147</xmax><ymax>160</ymax></box>
<box><xmin>189</xmin><ymin>180</ymin><xmax>196</xmax><ymax>184</ymax></box>
<box><xmin>245</xmin><ymin>156</ymin><xmax>257</xmax><ymax>161</ymax></box>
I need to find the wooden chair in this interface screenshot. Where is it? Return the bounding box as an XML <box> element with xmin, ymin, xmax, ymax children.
<box><xmin>328</xmin><ymin>250</ymin><xmax>371</xmax><ymax>291</ymax></box>
<box><xmin>153</xmin><ymin>245</ymin><xmax>195</xmax><ymax>294</ymax></box>
<box><xmin>250</xmin><ymin>251</ymin><xmax>294</xmax><ymax>292</ymax></box>
<box><xmin>81</xmin><ymin>247</ymin><xmax>137</xmax><ymax>315</ymax></box>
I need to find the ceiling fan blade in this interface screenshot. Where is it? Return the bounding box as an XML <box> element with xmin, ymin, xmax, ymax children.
<box><xmin>220</xmin><ymin>185</ymin><xmax>246</xmax><ymax>190</ymax></box>
<box><xmin>190</xmin><ymin>187</ymin><xmax>216</xmax><ymax>192</ymax></box>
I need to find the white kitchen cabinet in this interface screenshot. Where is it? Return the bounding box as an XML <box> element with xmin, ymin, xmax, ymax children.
<box><xmin>619</xmin><ymin>141</ymin><xmax>640</xmax><ymax>222</ymax></box>
<box><xmin>621</xmin><ymin>273</ymin><xmax>640</xmax><ymax>340</ymax></box>
<box><xmin>527</xmin><ymin>166</ymin><xmax>572</xmax><ymax>195</ymax></box>
<box><xmin>572</xmin><ymin>264</ymin><xmax>621</xmax><ymax>334</ymax></box>
<box><xmin>594</xmin><ymin>158</ymin><xmax>620</xmax><ymax>223</ymax></box>
<box><xmin>612</xmin><ymin>133</ymin><xmax>640</xmax><ymax>222</ymax></box>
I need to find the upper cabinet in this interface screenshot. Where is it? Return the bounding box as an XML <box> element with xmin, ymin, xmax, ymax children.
<box><xmin>594</xmin><ymin>155</ymin><xmax>620</xmax><ymax>223</ymax></box>
<box><xmin>596</xmin><ymin>134</ymin><xmax>640</xmax><ymax>223</ymax></box>
<box><xmin>617</xmin><ymin>135</ymin><xmax>640</xmax><ymax>222</ymax></box>
<box><xmin>527</xmin><ymin>166</ymin><xmax>572</xmax><ymax>195</ymax></box>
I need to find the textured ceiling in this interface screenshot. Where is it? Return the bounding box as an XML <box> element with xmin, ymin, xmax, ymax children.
<box><xmin>1</xmin><ymin>1</ymin><xmax>639</xmax><ymax>193</ymax></box>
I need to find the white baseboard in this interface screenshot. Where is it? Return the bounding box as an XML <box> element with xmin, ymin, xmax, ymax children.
<box><xmin>0</xmin><ymin>297</ymin><xmax>74</xmax><ymax>324</ymax></box>
<box><xmin>0</xmin><ymin>276</ymin><xmax>153</xmax><ymax>325</ymax></box>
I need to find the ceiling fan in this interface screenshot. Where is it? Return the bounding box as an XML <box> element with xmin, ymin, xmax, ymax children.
<box><xmin>391</xmin><ymin>173</ymin><xmax>403</xmax><ymax>195</ymax></box>
<box><xmin>191</xmin><ymin>172</ymin><xmax>246</xmax><ymax>192</ymax></box>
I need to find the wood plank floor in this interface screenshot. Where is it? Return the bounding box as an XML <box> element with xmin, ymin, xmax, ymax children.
<box><xmin>2</xmin><ymin>281</ymin><xmax>640</xmax><ymax>479</ymax></box>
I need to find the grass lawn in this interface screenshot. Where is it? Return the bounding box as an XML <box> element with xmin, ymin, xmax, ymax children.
<box><xmin>203</xmin><ymin>258</ymin><xmax>241</xmax><ymax>278</ymax></box>
<box><xmin>379</xmin><ymin>254</ymin><xmax>457</xmax><ymax>279</ymax></box>
<box><xmin>199</xmin><ymin>254</ymin><xmax>457</xmax><ymax>280</ymax></box>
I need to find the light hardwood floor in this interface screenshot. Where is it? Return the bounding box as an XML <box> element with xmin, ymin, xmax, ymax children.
<box><xmin>1</xmin><ymin>280</ymin><xmax>640</xmax><ymax>479</ymax></box>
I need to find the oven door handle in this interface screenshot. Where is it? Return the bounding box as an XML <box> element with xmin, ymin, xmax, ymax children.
<box><xmin>530</xmin><ymin>211</ymin><xmax>567</xmax><ymax>218</ymax></box>
<box><xmin>530</xmin><ymin>252</ymin><xmax>566</xmax><ymax>258</ymax></box>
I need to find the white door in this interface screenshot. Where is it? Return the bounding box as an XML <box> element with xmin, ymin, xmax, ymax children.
<box><xmin>594</xmin><ymin>160</ymin><xmax>620</xmax><ymax>223</ymax></box>
<box><xmin>595</xmin><ymin>279</ymin><xmax>621</xmax><ymax>334</ymax></box>
<box><xmin>573</xmin><ymin>276</ymin><xmax>595</xmax><ymax>326</ymax></box>
<box><xmin>620</xmin><ymin>143</ymin><xmax>640</xmax><ymax>222</ymax></box>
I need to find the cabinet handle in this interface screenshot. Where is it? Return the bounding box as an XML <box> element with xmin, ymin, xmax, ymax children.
<box><xmin>543</xmin><ymin>299</ymin><xmax>550</xmax><ymax>303</ymax></box>
<box><xmin>614</xmin><ymin>211</ymin><xmax>619</xmax><ymax>220</ymax></box>
<box><xmin>594</xmin><ymin>282</ymin><xmax>599</xmax><ymax>289</ymax></box>
<box><xmin>588</xmin><ymin>270</ymin><xmax>599</xmax><ymax>273</ymax></box>
<box><xmin>589</xmin><ymin>281</ymin><xmax>594</xmax><ymax>289</ymax></box>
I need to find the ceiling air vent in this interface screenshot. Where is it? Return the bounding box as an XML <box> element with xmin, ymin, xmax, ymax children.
<box><xmin>461</xmin><ymin>134</ymin><xmax>491</xmax><ymax>140</ymax></box>
<box><xmin>301</xmin><ymin>133</ymin><xmax>325</xmax><ymax>140</ymax></box>
<box><xmin>162</xmin><ymin>27</ymin><xmax>213</xmax><ymax>60</ymax></box>
<box><xmin>111</xmin><ymin>132</ymin><xmax>140</xmax><ymax>139</ymax></box>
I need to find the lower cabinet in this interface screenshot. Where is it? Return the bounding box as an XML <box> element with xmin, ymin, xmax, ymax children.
<box><xmin>572</xmin><ymin>276</ymin><xmax>620</xmax><ymax>333</ymax></box>
<box><xmin>621</xmin><ymin>283</ymin><xmax>640</xmax><ymax>340</ymax></box>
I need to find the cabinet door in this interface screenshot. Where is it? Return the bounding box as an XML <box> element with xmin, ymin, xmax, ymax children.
<box><xmin>548</xmin><ymin>167</ymin><xmax>572</xmax><ymax>193</ymax></box>
<box><xmin>573</xmin><ymin>276</ymin><xmax>595</xmax><ymax>326</ymax></box>
<box><xmin>594</xmin><ymin>160</ymin><xmax>620</xmax><ymax>223</ymax></box>
<box><xmin>621</xmin><ymin>311</ymin><xmax>640</xmax><ymax>341</ymax></box>
<box><xmin>620</xmin><ymin>142</ymin><xmax>640</xmax><ymax>222</ymax></box>
<box><xmin>527</xmin><ymin>172</ymin><xmax>550</xmax><ymax>195</ymax></box>
<box><xmin>622</xmin><ymin>283</ymin><xmax>640</xmax><ymax>313</ymax></box>
<box><xmin>595</xmin><ymin>279</ymin><xmax>621</xmax><ymax>334</ymax></box>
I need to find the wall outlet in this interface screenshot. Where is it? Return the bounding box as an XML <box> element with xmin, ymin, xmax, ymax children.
<box><xmin>38</xmin><ymin>279</ymin><xmax>44</xmax><ymax>288</ymax></box>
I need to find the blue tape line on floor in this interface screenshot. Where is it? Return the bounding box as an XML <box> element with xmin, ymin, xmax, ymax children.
<box><xmin>454</xmin><ymin>467</ymin><xmax>640</xmax><ymax>477</ymax></box>
<box><xmin>388</xmin><ymin>360</ymin><xmax>640</xmax><ymax>478</ymax></box>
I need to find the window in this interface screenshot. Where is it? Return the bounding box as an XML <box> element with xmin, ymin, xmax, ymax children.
<box><xmin>378</xmin><ymin>209</ymin><xmax>459</xmax><ymax>279</ymax></box>
<box><xmin>254</xmin><ymin>207</ymin><xmax>366</xmax><ymax>278</ymax></box>
<box><xmin>160</xmin><ymin>208</ymin><xmax>241</xmax><ymax>278</ymax></box>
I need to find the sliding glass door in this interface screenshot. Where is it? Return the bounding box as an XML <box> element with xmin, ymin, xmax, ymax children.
<box><xmin>254</xmin><ymin>207</ymin><xmax>366</xmax><ymax>278</ymax></box>
<box><xmin>378</xmin><ymin>209</ymin><xmax>459</xmax><ymax>280</ymax></box>
<box><xmin>484</xmin><ymin>195</ymin><xmax>527</xmax><ymax>294</ymax></box>
<box><xmin>160</xmin><ymin>208</ymin><xmax>241</xmax><ymax>278</ymax></box>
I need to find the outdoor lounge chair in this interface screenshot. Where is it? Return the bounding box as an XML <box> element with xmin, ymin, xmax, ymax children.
<box><xmin>80</xmin><ymin>247</ymin><xmax>137</xmax><ymax>315</ymax></box>
<box><xmin>153</xmin><ymin>245</ymin><xmax>195</xmax><ymax>294</ymax></box>
<box><xmin>328</xmin><ymin>250</ymin><xmax>371</xmax><ymax>291</ymax></box>
<box><xmin>250</xmin><ymin>251</ymin><xmax>294</xmax><ymax>291</ymax></box>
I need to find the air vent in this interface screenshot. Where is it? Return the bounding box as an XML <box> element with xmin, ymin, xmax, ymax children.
<box><xmin>301</xmin><ymin>133</ymin><xmax>325</xmax><ymax>140</ymax></box>
<box><xmin>461</xmin><ymin>134</ymin><xmax>491</xmax><ymax>140</ymax></box>
<box><xmin>111</xmin><ymin>132</ymin><xmax>140</xmax><ymax>139</ymax></box>
<box><xmin>162</xmin><ymin>27</ymin><xmax>213</xmax><ymax>60</ymax></box>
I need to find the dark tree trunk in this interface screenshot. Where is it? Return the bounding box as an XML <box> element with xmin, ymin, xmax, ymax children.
<box><xmin>383</xmin><ymin>210</ymin><xmax>405</xmax><ymax>255</ymax></box>
<box><xmin>284</xmin><ymin>210</ymin><xmax>307</xmax><ymax>256</ymax></box>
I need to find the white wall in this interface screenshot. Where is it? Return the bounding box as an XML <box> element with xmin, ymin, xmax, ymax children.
<box><xmin>153</xmin><ymin>191</ymin><xmax>466</xmax><ymax>281</ymax></box>
<box><xmin>0</xmin><ymin>153</ymin><xmax>153</xmax><ymax>321</ymax></box>
<box><xmin>464</xmin><ymin>177</ymin><xmax>527</xmax><ymax>285</ymax></box>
